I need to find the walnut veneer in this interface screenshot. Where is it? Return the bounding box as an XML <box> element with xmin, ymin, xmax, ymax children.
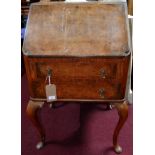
<box><xmin>23</xmin><ymin>1</ymin><xmax>131</xmax><ymax>154</ymax></box>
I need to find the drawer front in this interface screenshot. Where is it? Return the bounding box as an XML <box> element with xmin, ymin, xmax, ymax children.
<box><xmin>30</xmin><ymin>79</ymin><xmax>123</xmax><ymax>100</ymax></box>
<box><xmin>26</xmin><ymin>57</ymin><xmax>129</xmax><ymax>100</ymax></box>
<box><xmin>31</xmin><ymin>58</ymin><xmax>118</xmax><ymax>80</ymax></box>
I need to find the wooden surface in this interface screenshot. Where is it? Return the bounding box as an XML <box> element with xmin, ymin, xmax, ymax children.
<box><xmin>23</xmin><ymin>2</ymin><xmax>130</xmax><ymax>56</ymax></box>
<box><xmin>22</xmin><ymin>1</ymin><xmax>133</xmax><ymax>16</ymax></box>
<box><xmin>127</xmin><ymin>0</ymin><xmax>133</xmax><ymax>15</ymax></box>
<box><xmin>113</xmin><ymin>101</ymin><xmax>129</xmax><ymax>153</ymax></box>
<box><xmin>26</xmin><ymin>100</ymin><xmax>45</xmax><ymax>149</ymax></box>
<box><xmin>24</xmin><ymin>56</ymin><xmax>130</xmax><ymax>100</ymax></box>
<box><xmin>23</xmin><ymin>2</ymin><xmax>131</xmax><ymax>153</ymax></box>
<box><xmin>21</xmin><ymin>0</ymin><xmax>39</xmax><ymax>16</ymax></box>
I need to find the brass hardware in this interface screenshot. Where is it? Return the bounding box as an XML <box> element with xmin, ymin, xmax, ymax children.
<box><xmin>99</xmin><ymin>68</ymin><xmax>106</xmax><ymax>79</ymax></box>
<box><xmin>47</xmin><ymin>68</ymin><xmax>52</xmax><ymax>76</ymax></box>
<box><xmin>99</xmin><ymin>88</ymin><xmax>105</xmax><ymax>98</ymax></box>
<box><xmin>46</xmin><ymin>68</ymin><xmax>52</xmax><ymax>85</ymax></box>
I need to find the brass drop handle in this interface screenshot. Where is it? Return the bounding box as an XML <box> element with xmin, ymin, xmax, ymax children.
<box><xmin>47</xmin><ymin>68</ymin><xmax>52</xmax><ymax>76</ymax></box>
<box><xmin>99</xmin><ymin>88</ymin><xmax>105</xmax><ymax>98</ymax></box>
<box><xmin>46</xmin><ymin>68</ymin><xmax>52</xmax><ymax>85</ymax></box>
<box><xmin>99</xmin><ymin>68</ymin><xmax>106</xmax><ymax>79</ymax></box>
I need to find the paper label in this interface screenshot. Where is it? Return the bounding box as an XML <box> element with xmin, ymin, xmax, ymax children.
<box><xmin>45</xmin><ymin>84</ymin><xmax>57</xmax><ymax>102</ymax></box>
<box><xmin>48</xmin><ymin>96</ymin><xmax>56</xmax><ymax>100</ymax></box>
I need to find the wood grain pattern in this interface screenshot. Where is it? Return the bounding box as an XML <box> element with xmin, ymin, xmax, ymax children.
<box><xmin>127</xmin><ymin>0</ymin><xmax>133</xmax><ymax>15</ymax></box>
<box><xmin>23</xmin><ymin>2</ymin><xmax>129</xmax><ymax>56</ymax></box>
<box><xmin>23</xmin><ymin>2</ymin><xmax>131</xmax><ymax>153</ymax></box>
<box><xmin>26</xmin><ymin>100</ymin><xmax>45</xmax><ymax>143</ymax></box>
<box><xmin>113</xmin><ymin>101</ymin><xmax>129</xmax><ymax>153</ymax></box>
<box><xmin>24</xmin><ymin>55</ymin><xmax>130</xmax><ymax>100</ymax></box>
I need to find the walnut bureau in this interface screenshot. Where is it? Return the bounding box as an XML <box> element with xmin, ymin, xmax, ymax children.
<box><xmin>23</xmin><ymin>1</ymin><xmax>131</xmax><ymax>154</ymax></box>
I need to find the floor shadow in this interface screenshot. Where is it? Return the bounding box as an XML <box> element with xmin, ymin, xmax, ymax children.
<box><xmin>44</xmin><ymin>102</ymin><xmax>114</xmax><ymax>148</ymax></box>
<box><xmin>101</xmin><ymin>146</ymin><xmax>114</xmax><ymax>155</ymax></box>
<box><xmin>44</xmin><ymin>127</ymin><xmax>82</xmax><ymax>147</ymax></box>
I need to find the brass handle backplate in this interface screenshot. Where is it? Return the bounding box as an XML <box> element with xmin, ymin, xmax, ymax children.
<box><xmin>46</xmin><ymin>68</ymin><xmax>52</xmax><ymax>84</ymax></box>
<box><xmin>99</xmin><ymin>68</ymin><xmax>106</xmax><ymax>79</ymax></box>
<box><xmin>99</xmin><ymin>88</ymin><xmax>105</xmax><ymax>98</ymax></box>
<box><xmin>47</xmin><ymin>68</ymin><xmax>52</xmax><ymax>76</ymax></box>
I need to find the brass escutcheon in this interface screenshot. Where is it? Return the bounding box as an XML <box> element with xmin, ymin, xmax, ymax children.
<box><xmin>47</xmin><ymin>68</ymin><xmax>52</xmax><ymax>76</ymax></box>
<box><xmin>99</xmin><ymin>68</ymin><xmax>106</xmax><ymax>79</ymax></box>
<box><xmin>99</xmin><ymin>88</ymin><xmax>105</xmax><ymax>98</ymax></box>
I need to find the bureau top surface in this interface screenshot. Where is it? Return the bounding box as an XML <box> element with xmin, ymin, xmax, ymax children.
<box><xmin>23</xmin><ymin>2</ymin><xmax>130</xmax><ymax>56</ymax></box>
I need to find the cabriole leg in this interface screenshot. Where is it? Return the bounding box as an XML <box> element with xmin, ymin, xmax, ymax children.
<box><xmin>113</xmin><ymin>101</ymin><xmax>128</xmax><ymax>154</ymax></box>
<box><xmin>26</xmin><ymin>100</ymin><xmax>45</xmax><ymax>149</ymax></box>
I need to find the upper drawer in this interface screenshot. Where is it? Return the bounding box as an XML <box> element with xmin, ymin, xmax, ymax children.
<box><xmin>30</xmin><ymin>58</ymin><xmax>118</xmax><ymax>81</ymax></box>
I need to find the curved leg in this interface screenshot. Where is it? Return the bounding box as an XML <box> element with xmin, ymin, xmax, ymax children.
<box><xmin>26</xmin><ymin>100</ymin><xmax>45</xmax><ymax>149</ymax></box>
<box><xmin>113</xmin><ymin>101</ymin><xmax>128</xmax><ymax>154</ymax></box>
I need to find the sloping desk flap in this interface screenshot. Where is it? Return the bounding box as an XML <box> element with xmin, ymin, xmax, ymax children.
<box><xmin>23</xmin><ymin>2</ymin><xmax>130</xmax><ymax>56</ymax></box>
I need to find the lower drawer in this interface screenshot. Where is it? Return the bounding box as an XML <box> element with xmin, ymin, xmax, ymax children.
<box><xmin>30</xmin><ymin>79</ymin><xmax>123</xmax><ymax>100</ymax></box>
